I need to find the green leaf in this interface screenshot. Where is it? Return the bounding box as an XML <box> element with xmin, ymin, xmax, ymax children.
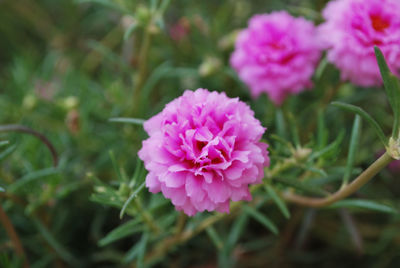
<box><xmin>219</xmin><ymin>213</ymin><xmax>247</xmax><ymax>266</ymax></box>
<box><xmin>122</xmin><ymin>232</ymin><xmax>149</xmax><ymax>265</ymax></box>
<box><xmin>0</xmin><ymin>140</ymin><xmax>9</xmax><ymax>147</ymax></box>
<box><xmin>329</xmin><ymin>199</ymin><xmax>398</xmax><ymax>214</ymax></box>
<box><xmin>129</xmin><ymin>157</ymin><xmax>143</xmax><ymax>188</ymax></box>
<box><xmin>141</xmin><ymin>61</ymin><xmax>172</xmax><ymax>101</ymax></box>
<box><xmin>317</xmin><ymin>110</ymin><xmax>328</xmax><ymax>149</ymax></box>
<box><xmin>206</xmin><ymin>226</ymin><xmax>223</xmax><ymax>250</ymax></box>
<box><xmin>99</xmin><ymin>218</ymin><xmax>143</xmax><ymax>247</ymax></box>
<box><xmin>314</xmin><ymin>57</ymin><xmax>328</xmax><ymax>81</ymax></box>
<box><xmin>0</xmin><ymin>144</ymin><xmax>16</xmax><ymax>161</ymax></box>
<box><xmin>120</xmin><ymin>181</ymin><xmax>146</xmax><ymax>219</ymax></box>
<box><xmin>265</xmin><ymin>185</ymin><xmax>290</xmax><ymax>219</ymax></box>
<box><xmin>90</xmin><ymin>194</ymin><xmax>123</xmax><ymax>208</ymax></box>
<box><xmin>124</xmin><ymin>244</ymin><xmax>141</xmax><ymax>263</ymax></box>
<box><xmin>86</xmin><ymin>40</ymin><xmax>131</xmax><ymax>72</ymax></box>
<box><xmin>136</xmin><ymin>232</ymin><xmax>149</xmax><ymax>268</ymax></box>
<box><xmin>374</xmin><ymin>46</ymin><xmax>400</xmax><ymax>138</ymax></box>
<box><xmin>109</xmin><ymin>150</ymin><xmax>125</xmax><ymax>182</ymax></box>
<box><xmin>302</xmin><ymin>166</ymin><xmax>327</xmax><ymax>177</ymax></box>
<box><xmin>9</xmin><ymin>167</ymin><xmax>59</xmax><ymax>193</ymax></box>
<box><xmin>243</xmin><ymin>206</ymin><xmax>278</xmax><ymax>235</ymax></box>
<box><xmin>342</xmin><ymin>115</ymin><xmax>361</xmax><ymax>185</ymax></box>
<box><xmin>33</xmin><ymin>219</ymin><xmax>80</xmax><ymax>267</ymax></box>
<box><xmin>150</xmin><ymin>0</ymin><xmax>159</xmax><ymax>11</ymax></box>
<box><xmin>269</xmin><ymin>134</ymin><xmax>293</xmax><ymax>149</ymax></box>
<box><xmin>123</xmin><ymin>22</ymin><xmax>138</xmax><ymax>41</ymax></box>
<box><xmin>275</xmin><ymin>109</ymin><xmax>287</xmax><ymax>139</ymax></box>
<box><xmin>331</xmin><ymin>101</ymin><xmax>387</xmax><ymax>146</ymax></box>
<box><xmin>225</xmin><ymin>214</ymin><xmax>248</xmax><ymax>253</ymax></box>
<box><xmin>159</xmin><ymin>0</ymin><xmax>171</xmax><ymax>13</ymax></box>
<box><xmin>109</xmin><ymin>117</ymin><xmax>145</xmax><ymax>125</ymax></box>
<box><xmin>90</xmin><ymin>182</ymin><xmax>123</xmax><ymax>208</ymax></box>
<box><xmin>287</xmin><ymin>112</ymin><xmax>300</xmax><ymax>147</ymax></box>
<box><xmin>308</xmin><ymin>130</ymin><xmax>344</xmax><ymax>162</ymax></box>
<box><xmin>309</xmin><ymin>167</ymin><xmax>362</xmax><ymax>186</ymax></box>
<box><xmin>273</xmin><ymin>177</ymin><xmax>327</xmax><ymax>197</ymax></box>
<box><xmin>76</xmin><ymin>0</ymin><xmax>129</xmax><ymax>13</ymax></box>
<box><xmin>390</xmin><ymin>76</ymin><xmax>400</xmax><ymax>137</ymax></box>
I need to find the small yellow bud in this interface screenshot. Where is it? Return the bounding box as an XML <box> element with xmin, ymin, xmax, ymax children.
<box><xmin>199</xmin><ymin>57</ymin><xmax>222</xmax><ymax>77</ymax></box>
<box><xmin>293</xmin><ymin>147</ymin><xmax>312</xmax><ymax>161</ymax></box>
<box><xmin>62</xmin><ymin>96</ymin><xmax>79</xmax><ymax>110</ymax></box>
<box><xmin>22</xmin><ymin>94</ymin><xmax>37</xmax><ymax>110</ymax></box>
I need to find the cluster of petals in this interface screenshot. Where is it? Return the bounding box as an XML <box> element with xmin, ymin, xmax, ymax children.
<box><xmin>138</xmin><ymin>89</ymin><xmax>270</xmax><ymax>216</ymax></box>
<box><xmin>230</xmin><ymin>11</ymin><xmax>321</xmax><ymax>106</ymax></box>
<box><xmin>318</xmin><ymin>0</ymin><xmax>400</xmax><ymax>86</ymax></box>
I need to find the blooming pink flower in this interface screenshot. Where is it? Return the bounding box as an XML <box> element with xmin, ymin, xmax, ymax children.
<box><xmin>230</xmin><ymin>11</ymin><xmax>321</xmax><ymax>106</ymax></box>
<box><xmin>319</xmin><ymin>0</ymin><xmax>400</xmax><ymax>86</ymax></box>
<box><xmin>138</xmin><ymin>89</ymin><xmax>269</xmax><ymax>216</ymax></box>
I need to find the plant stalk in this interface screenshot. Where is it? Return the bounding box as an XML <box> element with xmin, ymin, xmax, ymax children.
<box><xmin>0</xmin><ymin>125</ymin><xmax>58</xmax><ymax>167</ymax></box>
<box><xmin>134</xmin><ymin>198</ymin><xmax>160</xmax><ymax>234</ymax></box>
<box><xmin>284</xmin><ymin>152</ymin><xmax>393</xmax><ymax>207</ymax></box>
<box><xmin>0</xmin><ymin>205</ymin><xmax>30</xmax><ymax>268</ymax></box>
<box><xmin>140</xmin><ymin>152</ymin><xmax>393</xmax><ymax>264</ymax></box>
<box><xmin>132</xmin><ymin>23</ymin><xmax>152</xmax><ymax>115</ymax></box>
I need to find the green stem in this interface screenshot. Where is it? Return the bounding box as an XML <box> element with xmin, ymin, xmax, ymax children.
<box><xmin>284</xmin><ymin>152</ymin><xmax>393</xmax><ymax>207</ymax></box>
<box><xmin>132</xmin><ymin>23</ymin><xmax>152</xmax><ymax>115</ymax></box>
<box><xmin>0</xmin><ymin>205</ymin><xmax>30</xmax><ymax>268</ymax></box>
<box><xmin>145</xmin><ymin>210</ymin><xmax>233</xmax><ymax>265</ymax></box>
<box><xmin>134</xmin><ymin>198</ymin><xmax>160</xmax><ymax>234</ymax></box>
<box><xmin>174</xmin><ymin>212</ymin><xmax>187</xmax><ymax>235</ymax></box>
<box><xmin>143</xmin><ymin>151</ymin><xmax>393</xmax><ymax>264</ymax></box>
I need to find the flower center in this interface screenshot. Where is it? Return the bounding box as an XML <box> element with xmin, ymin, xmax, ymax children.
<box><xmin>370</xmin><ymin>14</ymin><xmax>390</xmax><ymax>32</ymax></box>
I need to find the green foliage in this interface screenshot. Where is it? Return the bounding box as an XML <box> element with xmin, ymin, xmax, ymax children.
<box><xmin>1</xmin><ymin>0</ymin><xmax>400</xmax><ymax>267</ymax></box>
<box><xmin>265</xmin><ymin>185</ymin><xmax>291</xmax><ymax>219</ymax></box>
<box><xmin>342</xmin><ymin>115</ymin><xmax>361</xmax><ymax>185</ymax></box>
<box><xmin>328</xmin><ymin>200</ymin><xmax>398</xmax><ymax>214</ymax></box>
<box><xmin>374</xmin><ymin>47</ymin><xmax>400</xmax><ymax>138</ymax></box>
<box><xmin>332</xmin><ymin>101</ymin><xmax>387</xmax><ymax>146</ymax></box>
<box><xmin>243</xmin><ymin>206</ymin><xmax>278</xmax><ymax>235</ymax></box>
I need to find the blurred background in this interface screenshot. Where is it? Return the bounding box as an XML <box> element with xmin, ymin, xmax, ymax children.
<box><xmin>1</xmin><ymin>0</ymin><xmax>400</xmax><ymax>267</ymax></box>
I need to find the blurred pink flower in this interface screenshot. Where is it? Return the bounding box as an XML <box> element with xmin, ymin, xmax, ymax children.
<box><xmin>138</xmin><ymin>89</ymin><xmax>269</xmax><ymax>216</ymax></box>
<box><xmin>230</xmin><ymin>11</ymin><xmax>321</xmax><ymax>106</ymax></box>
<box><xmin>388</xmin><ymin>159</ymin><xmax>400</xmax><ymax>174</ymax></box>
<box><xmin>169</xmin><ymin>18</ymin><xmax>190</xmax><ymax>42</ymax></box>
<box><xmin>318</xmin><ymin>0</ymin><xmax>400</xmax><ymax>86</ymax></box>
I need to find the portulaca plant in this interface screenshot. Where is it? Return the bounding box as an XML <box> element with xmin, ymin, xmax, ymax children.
<box><xmin>1</xmin><ymin>0</ymin><xmax>400</xmax><ymax>267</ymax></box>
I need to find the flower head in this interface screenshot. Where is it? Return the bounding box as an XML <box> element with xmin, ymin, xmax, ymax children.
<box><xmin>230</xmin><ymin>11</ymin><xmax>321</xmax><ymax>105</ymax></box>
<box><xmin>319</xmin><ymin>0</ymin><xmax>400</xmax><ymax>86</ymax></box>
<box><xmin>138</xmin><ymin>89</ymin><xmax>269</xmax><ymax>216</ymax></box>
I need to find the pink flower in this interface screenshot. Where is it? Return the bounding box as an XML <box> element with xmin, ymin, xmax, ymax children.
<box><xmin>318</xmin><ymin>0</ymin><xmax>400</xmax><ymax>86</ymax></box>
<box><xmin>138</xmin><ymin>89</ymin><xmax>269</xmax><ymax>216</ymax></box>
<box><xmin>169</xmin><ymin>17</ymin><xmax>190</xmax><ymax>42</ymax></box>
<box><xmin>230</xmin><ymin>11</ymin><xmax>321</xmax><ymax>106</ymax></box>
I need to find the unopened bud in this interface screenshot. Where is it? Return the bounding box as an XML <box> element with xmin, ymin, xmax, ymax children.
<box><xmin>387</xmin><ymin>137</ymin><xmax>400</xmax><ymax>160</ymax></box>
<box><xmin>62</xmin><ymin>96</ymin><xmax>79</xmax><ymax>110</ymax></box>
<box><xmin>199</xmin><ymin>57</ymin><xmax>222</xmax><ymax>77</ymax></box>
<box><xmin>293</xmin><ymin>147</ymin><xmax>312</xmax><ymax>161</ymax></box>
<box><xmin>136</xmin><ymin>5</ymin><xmax>150</xmax><ymax>25</ymax></box>
<box><xmin>22</xmin><ymin>94</ymin><xmax>37</xmax><ymax>110</ymax></box>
